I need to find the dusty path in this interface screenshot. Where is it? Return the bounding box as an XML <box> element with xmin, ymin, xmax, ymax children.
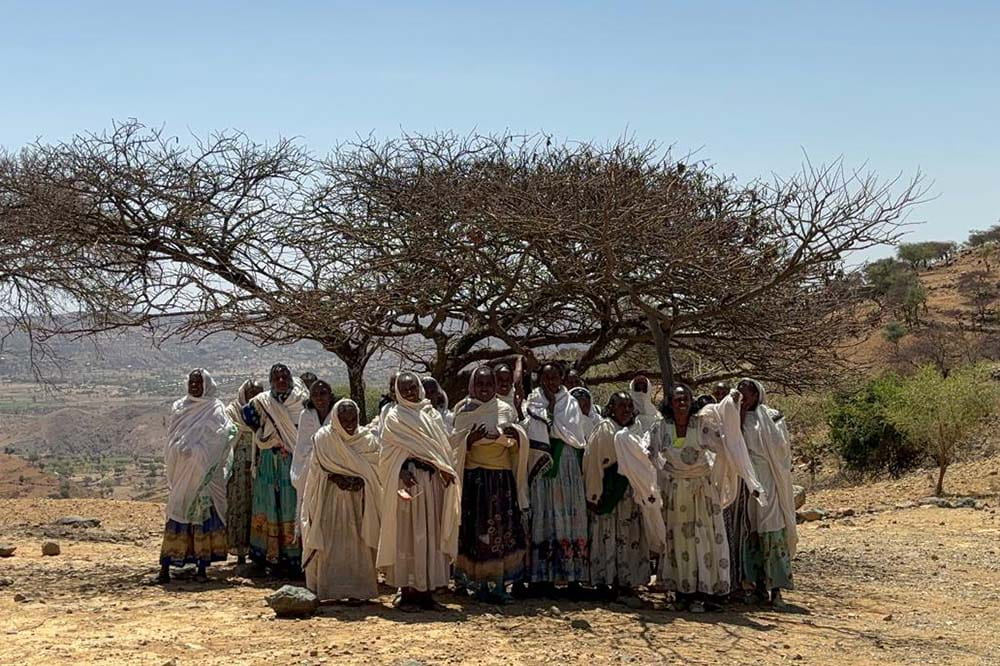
<box><xmin>2</xmin><ymin>459</ymin><xmax>999</xmax><ymax>665</ymax></box>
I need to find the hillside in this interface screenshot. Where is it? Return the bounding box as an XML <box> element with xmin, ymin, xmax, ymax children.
<box><xmin>1</xmin><ymin>456</ymin><xmax>998</xmax><ymax>665</ymax></box>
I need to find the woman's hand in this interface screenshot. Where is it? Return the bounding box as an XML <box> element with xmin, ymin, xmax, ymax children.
<box><xmin>466</xmin><ymin>424</ymin><xmax>489</xmax><ymax>449</ymax></box>
<box><xmin>440</xmin><ymin>470</ymin><xmax>456</xmax><ymax>486</ymax></box>
<box><xmin>399</xmin><ymin>467</ymin><xmax>418</xmax><ymax>488</ymax></box>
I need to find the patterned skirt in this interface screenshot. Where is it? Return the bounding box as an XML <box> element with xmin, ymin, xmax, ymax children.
<box><xmin>160</xmin><ymin>506</ymin><xmax>228</xmax><ymax>568</ymax></box>
<box><xmin>723</xmin><ymin>481</ymin><xmax>753</xmax><ymax>592</ymax></box>
<box><xmin>527</xmin><ymin>440</ymin><xmax>589</xmax><ymax>584</ymax></box>
<box><xmin>456</xmin><ymin>467</ymin><xmax>527</xmax><ymax>584</ymax></box>
<box><xmin>659</xmin><ymin>474</ymin><xmax>731</xmax><ymax>596</ymax></box>
<box><xmin>226</xmin><ymin>431</ymin><xmax>255</xmax><ymax>557</ymax></box>
<box><xmin>250</xmin><ymin>447</ymin><xmax>301</xmax><ymax>569</ymax></box>
<box><xmin>743</xmin><ymin>528</ymin><xmax>795</xmax><ymax>591</ymax></box>
<box><xmin>589</xmin><ymin>485</ymin><xmax>650</xmax><ymax>588</ymax></box>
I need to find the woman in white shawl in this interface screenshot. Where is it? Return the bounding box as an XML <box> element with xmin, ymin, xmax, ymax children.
<box><xmin>583</xmin><ymin>392</ymin><xmax>665</xmax><ymax>598</ymax></box>
<box><xmin>301</xmin><ymin>399</ymin><xmax>382</xmax><ymax>602</ymax></box>
<box><xmin>649</xmin><ymin>384</ymin><xmax>765</xmax><ymax>613</ymax></box>
<box><xmin>291</xmin><ymin>380</ymin><xmax>335</xmax><ymax>538</ymax></box>
<box><xmin>496</xmin><ymin>363</ymin><xmax>524</xmax><ymax>420</ymax></box>
<box><xmin>570</xmin><ymin>387</ymin><xmax>602</xmax><ymax>440</ymax></box>
<box><xmin>452</xmin><ymin>366</ymin><xmax>530</xmax><ymax>603</ymax></box>
<box><xmin>224</xmin><ymin>378</ymin><xmax>263</xmax><ymax>565</ymax></box>
<box><xmin>629</xmin><ymin>374</ymin><xmax>660</xmax><ymax>433</ymax></box>
<box><xmin>376</xmin><ymin>371</ymin><xmax>462</xmax><ymax>612</ymax></box>
<box><xmin>422</xmin><ymin>377</ymin><xmax>455</xmax><ymax>434</ymax></box>
<box><xmin>734</xmin><ymin>378</ymin><xmax>797</xmax><ymax>606</ymax></box>
<box><xmin>158</xmin><ymin>369</ymin><xmax>235</xmax><ymax>584</ymax></box>
<box><xmin>240</xmin><ymin>362</ymin><xmax>308</xmax><ymax>573</ymax></box>
<box><xmin>523</xmin><ymin>362</ymin><xmax>590</xmax><ymax>593</ymax></box>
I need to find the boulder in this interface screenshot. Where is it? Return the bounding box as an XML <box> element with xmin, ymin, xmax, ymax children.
<box><xmin>792</xmin><ymin>485</ymin><xmax>807</xmax><ymax>510</ymax></box>
<box><xmin>41</xmin><ymin>542</ymin><xmax>61</xmax><ymax>556</ymax></box>
<box><xmin>0</xmin><ymin>544</ymin><xmax>15</xmax><ymax>558</ymax></box>
<box><xmin>54</xmin><ymin>516</ymin><xmax>101</xmax><ymax>528</ymax></box>
<box><xmin>265</xmin><ymin>585</ymin><xmax>319</xmax><ymax>618</ymax></box>
<box><xmin>796</xmin><ymin>508</ymin><xmax>826</xmax><ymax>522</ymax></box>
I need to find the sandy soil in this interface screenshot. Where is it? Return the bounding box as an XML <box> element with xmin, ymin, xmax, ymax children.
<box><xmin>2</xmin><ymin>458</ymin><xmax>999</xmax><ymax>666</ymax></box>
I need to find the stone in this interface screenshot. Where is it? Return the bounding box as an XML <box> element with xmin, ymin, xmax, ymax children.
<box><xmin>570</xmin><ymin>619</ymin><xmax>592</xmax><ymax>631</ymax></box>
<box><xmin>41</xmin><ymin>542</ymin><xmax>61</xmax><ymax>556</ymax></box>
<box><xmin>894</xmin><ymin>501</ymin><xmax>918</xmax><ymax>510</ymax></box>
<box><xmin>919</xmin><ymin>497</ymin><xmax>951</xmax><ymax>508</ymax></box>
<box><xmin>950</xmin><ymin>497</ymin><xmax>976</xmax><ymax>509</ymax></box>
<box><xmin>265</xmin><ymin>585</ymin><xmax>319</xmax><ymax>618</ymax></box>
<box><xmin>796</xmin><ymin>508</ymin><xmax>826</xmax><ymax>522</ymax></box>
<box><xmin>838</xmin><ymin>508</ymin><xmax>856</xmax><ymax>517</ymax></box>
<box><xmin>54</xmin><ymin>516</ymin><xmax>101</xmax><ymax>528</ymax></box>
<box><xmin>623</xmin><ymin>596</ymin><xmax>644</xmax><ymax>610</ymax></box>
<box><xmin>0</xmin><ymin>577</ymin><xmax>12</xmax><ymax>587</ymax></box>
<box><xmin>13</xmin><ymin>593</ymin><xmax>28</xmax><ymax>603</ymax></box>
<box><xmin>397</xmin><ymin>661</ymin><xmax>425</xmax><ymax>666</ymax></box>
<box><xmin>0</xmin><ymin>544</ymin><xmax>15</xmax><ymax>557</ymax></box>
<box><xmin>548</xmin><ymin>605</ymin><xmax>563</xmax><ymax>617</ymax></box>
<box><xmin>792</xmin><ymin>485</ymin><xmax>806</xmax><ymax>510</ymax></box>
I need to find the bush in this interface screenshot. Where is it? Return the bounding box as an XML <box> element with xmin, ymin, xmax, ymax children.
<box><xmin>828</xmin><ymin>374</ymin><xmax>925</xmax><ymax>478</ymax></box>
<box><xmin>773</xmin><ymin>393</ymin><xmax>832</xmax><ymax>485</ymax></box>
<box><xmin>884</xmin><ymin>364</ymin><xmax>999</xmax><ymax>495</ymax></box>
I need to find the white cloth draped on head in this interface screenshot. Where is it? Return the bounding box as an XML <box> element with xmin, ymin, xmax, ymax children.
<box><xmin>523</xmin><ymin>386</ymin><xmax>587</xmax><ymax>449</ymax></box>
<box><xmin>164</xmin><ymin>369</ymin><xmax>235</xmax><ymax>525</ymax></box>
<box><xmin>701</xmin><ymin>391</ymin><xmax>768</xmax><ymax>510</ymax></box>
<box><xmin>250</xmin><ymin>376</ymin><xmax>309</xmax><ymax>451</ymax></box>
<box><xmin>291</xmin><ymin>404</ymin><xmax>333</xmax><ymax>536</ymax></box>
<box><xmin>375</xmin><ymin>377</ymin><xmax>463</xmax><ymax>568</ymax></box>
<box><xmin>629</xmin><ymin>376</ymin><xmax>660</xmax><ymax>432</ymax></box>
<box><xmin>737</xmin><ymin>378</ymin><xmax>798</xmax><ymax>558</ymax></box>
<box><xmin>302</xmin><ymin>399</ymin><xmax>383</xmax><ymax>561</ymax></box>
<box><xmin>224</xmin><ymin>379</ymin><xmax>257</xmax><ymax>433</ymax></box>
<box><xmin>570</xmin><ymin>388</ymin><xmax>602</xmax><ymax>440</ymax></box>
<box><xmin>452</xmin><ymin>387</ymin><xmax>531</xmax><ymax>510</ymax></box>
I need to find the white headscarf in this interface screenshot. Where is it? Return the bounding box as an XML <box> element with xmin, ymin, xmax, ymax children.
<box><xmin>738</xmin><ymin>378</ymin><xmax>798</xmax><ymax>558</ymax></box>
<box><xmin>376</xmin><ymin>375</ymin><xmax>462</xmax><ymax>568</ymax></box>
<box><xmin>164</xmin><ymin>369</ymin><xmax>235</xmax><ymax>525</ymax></box>
<box><xmin>302</xmin><ymin>399</ymin><xmax>383</xmax><ymax>560</ymax></box>
<box><xmin>629</xmin><ymin>376</ymin><xmax>660</xmax><ymax>432</ymax></box>
<box><xmin>571</xmin><ymin>388</ymin><xmax>602</xmax><ymax>440</ymax></box>
<box><xmin>523</xmin><ymin>386</ymin><xmax>587</xmax><ymax>449</ymax></box>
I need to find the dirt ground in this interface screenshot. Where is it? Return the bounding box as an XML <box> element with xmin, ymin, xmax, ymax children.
<box><xmin>2</xmin><ymin>458</ymin><xmax>999</xmax><ymax>666</ymax></box>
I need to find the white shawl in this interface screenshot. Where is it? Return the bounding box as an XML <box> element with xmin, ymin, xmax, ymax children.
<box><xmin>629</xmin><ymin>377</ymin><xmax>660</xmax><ymax>432</ymax></box>
<box><xmin>291</xmin><ymin>406</ymin><xmax>333</xmax><ymax>535</ymax></box>
<box><xmin>164</xmin><ymin>370</ymin><xmax>235</xmax><ymax>525</ymax></box>
<box><xmin>249</xmin><ymin>378</ymin><xmax>308</xmax><ymax>452</ymax></box>
<box><xmin>523</xmin><ymin>386</ymin><xmax>587</xmax><ymax>449</ymax></box>
<box><xmin>375</xmin><ymin>384</ymin><xmax>462</xmax><ymax>568</ymax></box>
<box><xmin>740</xmin><ymin>379</ymin><xmax>798</xmax><ymax>557</ymax></box>
<box><xmin>302</xmin><ymin>399</ymin><xmax>383</xmax><ymax>560</ymax></box>
<box><xmin>701</xmin><ymin>392</ymin><xmax>768</xmax><ymax>510</ymax></box>
<box><xmin>452</xmin><ymin>396</ymin><xmax>530</xmax><ymax>510</ymax></box>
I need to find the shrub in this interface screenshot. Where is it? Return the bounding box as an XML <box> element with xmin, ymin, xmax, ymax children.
<box><xmin>828</xmin><ymin>374</ymin><xmax>925</xmax><ymax>478</ymax></box>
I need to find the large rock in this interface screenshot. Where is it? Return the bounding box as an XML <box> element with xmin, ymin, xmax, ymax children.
<box><xmin>54</xmin><ymin>516</ymin><xmax>101</xmax><ymax>528</ymax></box>
<box><xmin>0</xmin><ymin>544</ymin><xmax>15</xmax><ymax>558</ymax></box>
<box><xmin>793</xmin><ymin>485</ymin><xmax>806</xmax><ymax>510</ymax></box>
<box><xmin>796</xmin><ymin>508</ymin><xmax>826</xmax><ymax>522</ymax></box>
<box><xmin>265</xmin><ymin>585</ymin><xmax>319</xmax><ymax>618</ymax></box>
<box><xmin>41</xmin><ymin>542</ymin><xmax>61</xmax><ymax>556</ymax></box>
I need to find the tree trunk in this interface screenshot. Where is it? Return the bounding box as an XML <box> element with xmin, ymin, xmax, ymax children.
<box><xmin>346</xmin><ymin>361</ymin><xmax>368</xmax><ymax>420</ymax></box>
<box><xmin>935</xmin><ymin>462</ymin><xmax>948</xmax><ymax>497</ymax></box>
<box><xmin>646</xmin><ymin>312</ymin><xmax>674</xmax><ymax>389</ymax></box>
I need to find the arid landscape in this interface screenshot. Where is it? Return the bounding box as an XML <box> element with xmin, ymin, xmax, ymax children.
<box><xmin>2</xmin><ymin>456</ymin><xmax>998</xmax><ymax>665</ymax></box>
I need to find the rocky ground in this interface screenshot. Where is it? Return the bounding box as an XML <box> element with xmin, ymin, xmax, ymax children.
<box><xmin>1</xmin><ymin>458</ymin><xmax>999</xmax><ymax>665</ymax></box>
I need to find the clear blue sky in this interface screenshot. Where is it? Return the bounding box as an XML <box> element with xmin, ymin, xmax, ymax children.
<box><xmin>2</xmin><ymin>1</ymin><xmax>997</xmax><ymax>261</ymax></box>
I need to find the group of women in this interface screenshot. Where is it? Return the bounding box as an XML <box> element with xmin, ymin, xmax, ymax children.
<box><xmin>159</xmin><ymin>361</ymin><xmax>797</xmax><ymax>613</ymax></box>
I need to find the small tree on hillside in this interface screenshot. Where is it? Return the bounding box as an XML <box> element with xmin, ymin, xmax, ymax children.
<box><xmin>885</xmin><ymin>364</ymin><xmax>998</xmax><ymax>496</ymax></box>
<box><xmin>967</xmin><ymin>223</ymin><xmax>1000</xmax><ymax>248</ymax></box>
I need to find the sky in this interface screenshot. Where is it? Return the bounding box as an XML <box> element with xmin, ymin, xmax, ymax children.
<box><xmin>2</xmin><ymin>1</ymin><xmax>997</xmax><ymax>262</ymax></box>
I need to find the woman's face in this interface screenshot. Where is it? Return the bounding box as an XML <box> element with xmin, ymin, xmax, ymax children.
<box><xmin>311</xmin><ymin>382</ymin><xmax>332</xmax><ymax>413</ymax></box>
<box><xmin>471</xmin><ymin>369</ymin><xmax>497</xmax><ymax>403</ymax></box>
<box><xmin>271</xmin><ymin>367</ymin><xmax>292</xmax><ymax>394</ymax></box>
<box><xmin>670</xmin><ymin>387</ymin><xmax>691</xmax><ymax>416</ymax></box>
<box><xmin>395</xmin><ymin>373</ymin><xmax>421</xmax><ymax>403</ymax></box>
<box><xmin>495</xmin><ymin>367</ymin><xmax>514</xmax><ymax>395</ymax></box>
<box><xmin>576</xmin><ymin>394</ymin><xmax>592</xmax><ymax>416</ymax></box>
<box><xmin>611</xmin><ymin>396</ymin><xmax>635</xmax><ymax>426</ymax></box>
<box><xmin>337</xmin><ymin>405</ymin><xmax>359</xmax><ymax>435</ymax></box>
<box><xmin>633</xmin><ymin>376</ymin><xmax>649</xmax><ymax>393</ymax></box>
<box><xmin>738</xmin><ymin>381</ymin><xmax>760</xmax><ymax>410</ymax></box>
<box><xmin>422</xmin><ymin>379</ymin><xmax>445</xmax><ymax>409</ymax></box>
<box><xmin>539</xmin><ymin>365</ymin><xmax>562</xmax><ymax>395</ymax></box>
<box><xmin>187</xmin><ymin>371</ymin><xmax>204</xmax><ymax>398</ymax></box>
